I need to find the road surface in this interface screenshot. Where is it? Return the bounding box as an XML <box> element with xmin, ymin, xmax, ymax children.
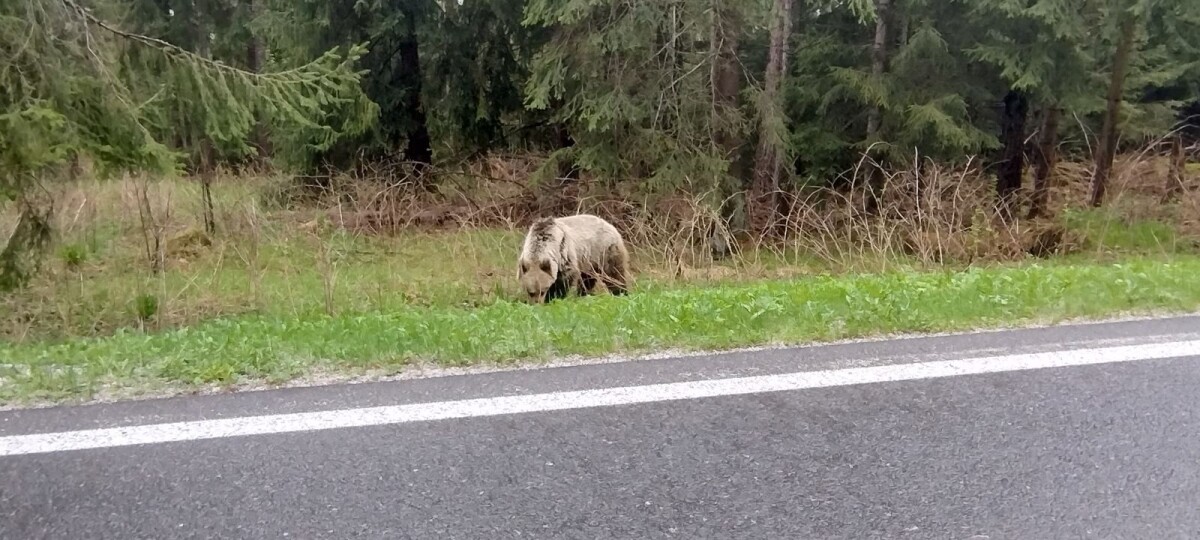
<box><xmin>3</xmin><ymin>316</ymin><xmax>1200</xmax><ymax>539</ymax></box>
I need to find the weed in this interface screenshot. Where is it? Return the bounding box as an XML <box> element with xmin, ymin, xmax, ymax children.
<box><xmin>59</xmin><ymin>243</ymin><xmax>88</xmax><ymax>270</ymax></box>
<box><xmin>134</xmin><ymin>293</ymin><xmax>159</xmax><ymax>325</ymax></box>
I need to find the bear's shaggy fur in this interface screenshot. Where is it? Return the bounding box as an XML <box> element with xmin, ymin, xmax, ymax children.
<box><xmin>517</xmin><ymin>214</ymin><xmax>631</xmax><ymax>304</ymax></box>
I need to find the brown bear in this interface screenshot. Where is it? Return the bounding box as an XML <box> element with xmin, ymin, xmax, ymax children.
<box><xmin>517</xmin><ymin>214</ymin><xmax>631</xmax><ymax>304</ymax></box>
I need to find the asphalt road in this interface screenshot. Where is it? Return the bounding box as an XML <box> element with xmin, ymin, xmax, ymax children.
<box><xmin>3</xmin><ymin>316</ymin><xmax>1200</xmax><ymax>539</ymax></box>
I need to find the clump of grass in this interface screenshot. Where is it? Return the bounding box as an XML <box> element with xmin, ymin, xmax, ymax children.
<box><xmin>2</xmin><ymin>256</ymin><xmax>1199</xmax><ymax>405</ymax></box>
<box><xmin>133</xmin><ymin>293</ymin><xmax>159</xmax><ymax>326</ymax></box>
<box><xmin>58</xmin><ymin>242</ymin><xmax>88</xmax><ymax>271</ymax></box>
<box><xmin>1063</xmin><ymin>207</ymin><xmax>1185</xmax><ymax>253</ymax></box>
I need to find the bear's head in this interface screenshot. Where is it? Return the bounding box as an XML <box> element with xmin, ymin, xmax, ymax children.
<box><xmin>519</xmin><ymin>257</ymin><xmax>557</xmax><ymax>304</ymax></box>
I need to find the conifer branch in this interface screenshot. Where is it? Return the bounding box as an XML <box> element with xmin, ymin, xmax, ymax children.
<box><xmin>59</xmin><ymin>0</ymin><xmax>364</xmax><ymax>85</ymax></box>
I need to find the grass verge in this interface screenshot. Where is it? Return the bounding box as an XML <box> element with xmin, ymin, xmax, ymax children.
<box><xmin>3</xmin><ymin>255</ymin><xmax>1199</xmax><ymax>406</ymax></box>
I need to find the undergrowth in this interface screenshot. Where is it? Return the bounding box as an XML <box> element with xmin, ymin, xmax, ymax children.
<box><xmin>2</xmin><ymin>151</ymin><xmax>1195</xmax><ymax>343</ymax></box>
<box><xmin>0</xmin><ymin>149</ymin><xmax>1197</xmax><ymax>404</ymax></box>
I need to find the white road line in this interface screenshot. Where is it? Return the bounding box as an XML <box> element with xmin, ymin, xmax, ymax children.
<box><xmin>2</xmin><ymin>340</ymin><xmax>1199</xmax><ymax>457</ymax></box>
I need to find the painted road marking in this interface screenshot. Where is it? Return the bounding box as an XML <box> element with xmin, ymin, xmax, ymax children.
<box><xmin>2</xmin><ymin>339</ymin><xmax>1198</xmax><ymax>456</ymax></box>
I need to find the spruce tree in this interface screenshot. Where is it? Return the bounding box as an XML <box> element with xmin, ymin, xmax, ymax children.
<box><xmin>1089</xmin><ymin>1</ymin><xmax>1141</xmax><ymax>207</ymax></box>
<box><xmin>748</xmin><ymin>0</ymin><xmax>795</xmax><ymax>237</ymax></box>
<box><xmin>257</xmin><ymin>0</ymin><xmax>430</xmax><ymax>173</ymax></box>
<box><xmin>789</xmin><ymin>0</ymin><xmax>997</xmax><ymax>188</ymax></box>
<box><xmin>963</xmin><ymin>0</ymin><xmax>1095</xmax><ymax>218</ymax></box>
<box><xmin>522</xmin><ymin>0</ymin><xmax>742</xmax><ymax>191</ymax></box>
<box><xmin>863</xmin><ymin>0</ymin><xmax>894</xmax><ymax>214</ymax></box>
<box><xmin>0</xmin><ymin>0</ymin><xmax>373</xmax><ymax>290</ymax></box>
<box><xmin>1086</xmin><ymin>0</ymin><xmax>1199</xmax><ymax>207</ymax></box>
<box><xmin>784</xmin><ymin>8</ymin><xmax>875</xmax><ymax>182</ymax></box>
<box><xmin>425</xmin><ymin>0</ymin><xmax>543</xmax><ymax>160</ymax></box>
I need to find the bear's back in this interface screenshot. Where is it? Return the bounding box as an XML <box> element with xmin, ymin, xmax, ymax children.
<box><xmin>556</xmin><ymin>215</ymin><xmax>621</xmax><ymax>245</ymax></box>
<box><xmin>554</xmin><ymin>214</ymin><xmax>623</xmax><ymax>268</ymax></box>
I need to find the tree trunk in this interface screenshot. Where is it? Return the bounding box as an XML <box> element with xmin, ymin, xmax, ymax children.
<box><xmin>0</xmin><ymin>200</ymin><xmax>53</xmax><ymax>292</ymax></box>
<box><xmin>664</xmin><ymin>1</ymin><xmax>681</xmax><ymax>124</ymax></box>
<box><xmin>399</xmin><ymin>16</ymin><xmax>433</xmax><ymax>176</ymax></box>
<box><xmin>553</xmin><ymin>122</ymin><xmax>578</xmax><ymax>184</ymax></box>
<box><xmin>1163</xmin><ymin>133</ymin><xmax>1186</xmax><ymax>202</ymax></box>
<box><xmin>246</xmin><ymin>0</ymin><xmax>271</xmax><ymax>166</ymax></box>
<box><xmin>193</xmin><ymin>12</ymin><xmax>218</xmax><ymax>235</ymax></box>
<box><xmin>710</xmin><ymin>0</ymin><xmax>742</xmax><ymax>167</ymax></box>
<box><xmin>864</xmin><ymin>0</ymin><xmax>892</xmax><ymax>215</ymax></box>
<box><xmin>865</xmin><ymin>0</ymin><xmax>890</xmax><ymax>141</ymax></box>
<box><xmin>709</xmin><ymin>0</ymin><xmax>743</xmax><ymax>257</ymax></box>
<box><xmin>200</xmin><ymin>139</ymin><xmax>217</xmax><ymax>236</ymax></box>
<box><xmin>190</xmin><ymin>6</ymin><xmax>217</xmax><ymax>180</ymax></box>
<box><xmin>747</xmin><ymin>0</ymin><xmax>793</xmax><ymax>239</ymax></box>
<box><xmin>1028</xmin><ymin>105</ymin><xmax>1061</xmax><ymax>219</ymax></box>
<box><xmin>1089</xmin><ymin>11</ymin><xmax>1138</xmax><ymax>208</ymax></box>
<box><xmin>997</xmin><ymin>89</ymin><xmax>1029</xmax><ymax>220</ymax></box>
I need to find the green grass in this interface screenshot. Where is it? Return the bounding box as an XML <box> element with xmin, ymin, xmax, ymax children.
<box><xmin>3</xmin><ymin>168</ymin><xmax>1198</xmax><ymax>407</ymax></box>
<box><xmin>3</xmin><ymin>255</ymin><xmax>1199</xmax><ymax>406</ymax></box>
<box><xmin>1062</xmin><ymin>208</ymin><xmax>1189</xmax><ymax>254</ymax></box>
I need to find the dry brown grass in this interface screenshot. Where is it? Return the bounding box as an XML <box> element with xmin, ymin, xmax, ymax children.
<box><xmin>775</xmin><ymin>160</ymin><xmax>1070</xmax><ymax>267</ymax></box>
<box><xmin>1</xmin><ymin>145</ymin><xmax>1197</xmax><ymax>342</ymax></box>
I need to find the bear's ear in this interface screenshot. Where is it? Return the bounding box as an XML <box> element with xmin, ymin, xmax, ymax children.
<box><xmin>540</xmin><ymin>260</ymin><xmax>552</xmax><ymax>273</ymax></box>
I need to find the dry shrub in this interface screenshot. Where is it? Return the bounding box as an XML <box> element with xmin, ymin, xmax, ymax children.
<box><xmin>775</xmin><ymin>160</ymin><xmax>1085</xmax><ymax>266</ymax></box>
<box><xmin>282</xmin><ymin>158</ymin><xmax>733</xmax><ymax>274</ymax></box>
<box><xmin>265</xmin><ymin>143</ymin><xmax>1194</xmax><ymax>275</ymax></box>
<box><xmin>589</xmin><ymin>192</ymin><xmax>733</xmax><ymax>275</ymax></box>
<box><xmin>6</xmin><ymin>140</ymin><xmax>1196</xmax><ymax>342</ymax></box>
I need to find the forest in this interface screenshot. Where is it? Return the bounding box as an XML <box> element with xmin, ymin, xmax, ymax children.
<box><xmin>1</xmin><ymin>0</ymin><xmax>1198</xmax><ymax>403</ymax></box>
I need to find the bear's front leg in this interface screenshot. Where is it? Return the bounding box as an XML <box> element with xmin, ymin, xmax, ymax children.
<box><xmin>546</xmin><ymin>273</ymin><xmax>572</xmax><ymax>302</ymax></box>
<box><xmin>579</xmin><ymin>273</ymin><xmax>598</xmax><ymax>296</ymax></box>
<box><xmin>564</xmin><ymin>269</ymin><xmax>585</xmax><ymax>298</ymax></box>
